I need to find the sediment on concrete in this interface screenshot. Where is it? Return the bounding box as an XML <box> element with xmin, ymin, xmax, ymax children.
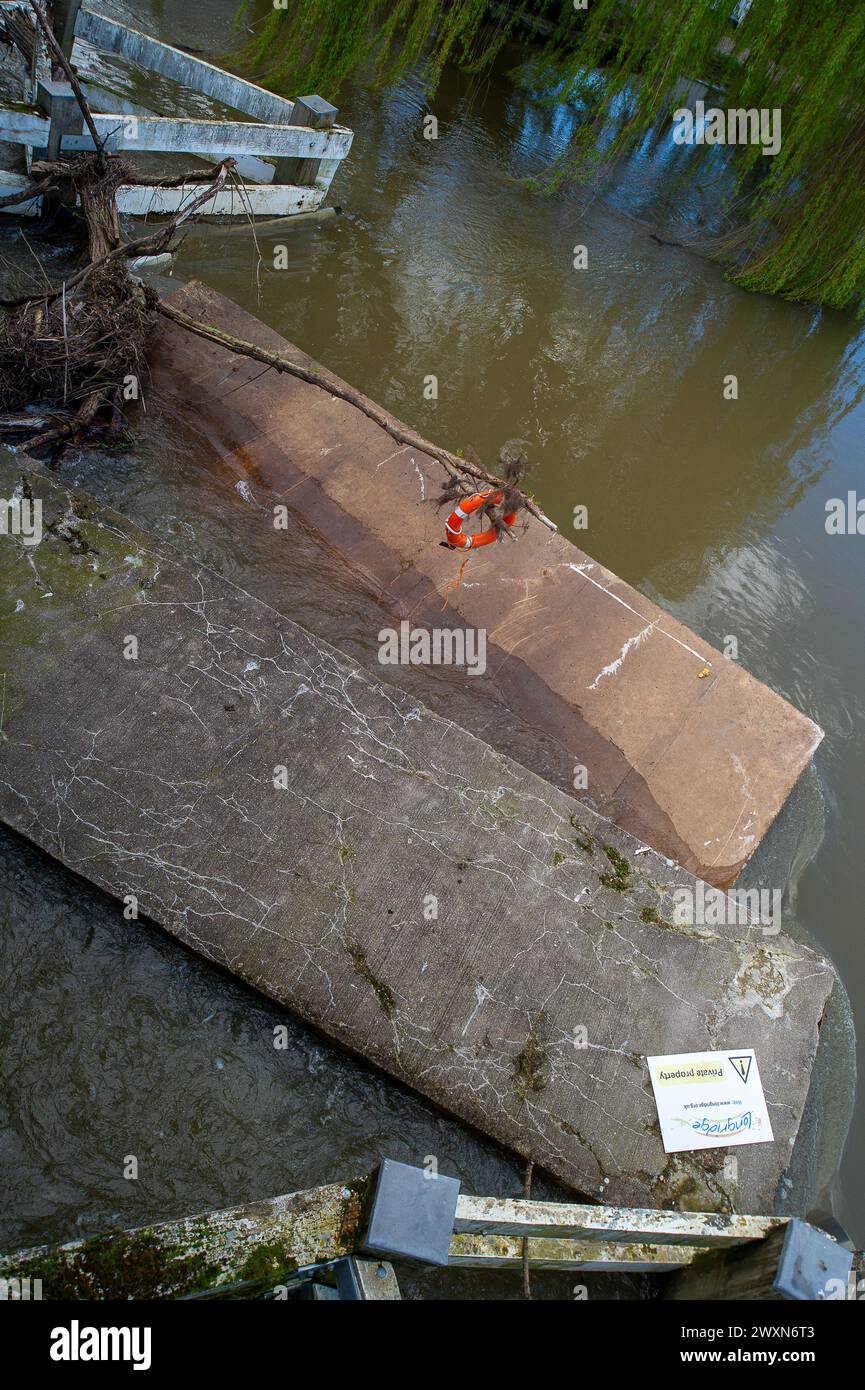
<box><xmin>0</xmin><ymin>454</ymin><xmax>835</xmax><ymax>1214</ymax></box>
<box><xmin>146</xmin><ymin>282</ymin><xmax>824</xmax><ymax>889</ymax></box>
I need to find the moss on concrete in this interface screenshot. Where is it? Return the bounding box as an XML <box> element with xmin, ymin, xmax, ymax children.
<box><xmin>512</xmin><ymin>1025</ymin><xmax>548</xmax><ymax>1100</ymax></box>
<box><xmin>8</xmin><ymin>1228</ymin><xmax>223</xmax><ymax>1300</ymax></box>
<box><xmin>346</xmin><ymin>940</ymin><xmax>396</xmax><ymax>1019</ymax></box>
<box><xmin>599</xmin><ymin>844</ymin><xmax>630</xmax><ymax>892</ymax></box>
<box><xmin>570</xmin><ymin>814</ymin><xmax>595</xmax><ymax>854</ymax></box>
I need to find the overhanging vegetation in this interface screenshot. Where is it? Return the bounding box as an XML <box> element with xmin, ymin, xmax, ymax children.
<box><xmin>238</xmin><ymin>0</ymin><xmax>865</xmax><ymax>312</ymax></box>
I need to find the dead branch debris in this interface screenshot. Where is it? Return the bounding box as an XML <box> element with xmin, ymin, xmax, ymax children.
<box><xmin>0</xmin><ymin>152</ymin><xmax>233</xmax><ymax>452</ymax></box>
<box><xmin>154</xmin><ymin>299</ymin><xmax>555</xmax><ymax>532</ymax></box>
<box><xmin>0</xmin><ymin>6</ymin><xmax>226</xmax><ymax>453</ymax></box>
<box><xmin>0</xmin><ymin>5</ymin><xmax>555</xmax><ymax>535</ymax></box>
<box><xmin>0</xmin><ymin>259</ymin><xmax>150</xmax><ymax>412</ymax></box>
<box><xmin>0</xmin><ymin>177</ymin><xmax>57</xmax><ymax>210</ymax></box>
<box><xmin>0</xmin><ymin>158</ymin><xmax>234</xmax><ymax>311</ymax></box>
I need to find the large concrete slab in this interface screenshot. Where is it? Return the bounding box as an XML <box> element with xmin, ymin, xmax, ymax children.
<box><xmin>147</xmin><ymin>282</ymin><xmax>823</xmax><ymax>888</ymax></box>
<box><xmin>0</xmin><ymin>456</ymin><xmax>835</xmax><ymax>1214</ymax></box>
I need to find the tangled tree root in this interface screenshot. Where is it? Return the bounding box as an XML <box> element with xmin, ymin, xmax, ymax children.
<box><xmin>0</xmin><ymin>142</ymin><xmax>232</xmax><ymax>455</ymax></box>
<box><xmin>0</xmin><ymin>8</ymin><xmax>233</xmax><ymax>460</ymax></box>
<box><xmin>0</xmin><ymin>259</ymin><xmax>154</xmax><ymax>414</ymax></box>
<box><xmin>0</xmin><ymin>258</ymin><xmax>156</xmax><ymax>450</ymax></box>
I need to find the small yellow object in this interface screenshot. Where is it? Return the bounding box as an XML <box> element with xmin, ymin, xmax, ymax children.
<box><xmin>698</xmin><ymin>665</ymin><xmax>712</xmax><ymax>679</ymax></box>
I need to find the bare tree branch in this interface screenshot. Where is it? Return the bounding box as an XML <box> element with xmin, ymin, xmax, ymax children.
<box><xmin>155</xmin><ymin>299</ymin><xmax>557</xmax><ymax>534</ymax></box>
<box><xmin>0</xmin><ymin>176</ymin><xmax>56</xmax><ymax>209</ymax></box>
<box><xmin>25</xmin><ymin>387</ymin><xmax>103</xmax><ymax>449</ymax></box>
<box><xmin>29</xmin><ymin>0</ymin><xmax>105</xmax><ymax>157</ymax></box>
<box><xmin>31</xmin><ymin>160</ymin><xmax>226</xmax><ymax>190</ymax></box>
<box><xmin>0</xmin><ymin>161</ymin><xmax>235</xmax><ymax>308</ymax></box>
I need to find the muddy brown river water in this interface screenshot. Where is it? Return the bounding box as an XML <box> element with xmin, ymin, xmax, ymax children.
<box><xmin>0</xmin><ymin>0</ymin><xmax>861</xmax><ymax>1293</ymax></box>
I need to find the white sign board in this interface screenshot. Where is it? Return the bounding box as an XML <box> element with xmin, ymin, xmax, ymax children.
<box><xmin>646</xmin><ymin>1048</ymin><xmax>773</xmax><ymax>1153</ymax></box>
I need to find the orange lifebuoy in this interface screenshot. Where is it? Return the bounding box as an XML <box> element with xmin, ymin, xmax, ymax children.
<box><xmin>444</xmin><ymin>490</ymin><xmax>517</xmax><ymax>549</ymax></box>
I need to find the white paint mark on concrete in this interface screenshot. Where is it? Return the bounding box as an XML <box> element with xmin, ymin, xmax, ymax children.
<box><xmin>588</xmin><ymin>622</ymin><xmax>657</xmax><ymax>690</ymax></box>
<box><xmin>568</xmin><ymin>563</ymin><xmax>710</xmax><ymax>666</ymax></box>
<box><xmin>462</xmin><ymin>982</ymin><xmax>492</xmax><ymax>1036</ymax></box>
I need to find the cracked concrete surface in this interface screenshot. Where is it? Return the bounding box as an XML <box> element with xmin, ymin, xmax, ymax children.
<box><xmin>0</xmin><ymin>456</ymin><xmax>836</xmax><ymax>1213</ymax></box>
<box><xmin>147</xmin><ymin>282</ymin><xmax>825</xmax><ymax>888</ymax></box>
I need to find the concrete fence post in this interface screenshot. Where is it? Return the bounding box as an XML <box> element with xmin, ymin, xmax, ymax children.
<box><xmin>664</xmin><ymin>1220</ymin><xmax>853</xmax><ymax>1301</ymax></box>
<box><xmin>50</xmin><ymin>0</ymin><xmax>82</xmax><ymax>60</ymax></box>
<box><xmin>37</xmin><ymin>78</ymin><xmax>81</xmax><ymax>161</ymax></box>
<box><xmin>281</xmin><ymin>94</ymin><xmax>338</xmax><ymax>188</ymax></box>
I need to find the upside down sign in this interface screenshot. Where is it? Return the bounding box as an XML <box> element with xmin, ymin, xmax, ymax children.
<box><xmin>646</xmin><ymin>1049</ymin><xmax>774</xmax><ymax>1153</ymax></box>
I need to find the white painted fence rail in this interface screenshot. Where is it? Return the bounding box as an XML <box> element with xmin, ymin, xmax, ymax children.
<box><xmin>452</xmin><ymin>1195</ymin><xmax>780</xmax><ymax>1247</ymax></box>
<box><xmin>448</xmin><ymin>1195</ymin><xmax>782</xmax><ymax>1272</ymax></box>
<box><xmin>0</xmin><ymin>110</ymin><xmax>352</xmax><ymax>163</ymax></box>
<box><xmin>74</xmin><ymin>8</ymin><xmax>298</xmax><ymax>126</ymax></box>
<box><xmin>0</xmin><ymin>169</ymin><xmax>323</xmax><ymax>219</ymax></box>
<box><xmin>0</xmin><ymin>2</ymin><xmax>353</xmax><ymax>218</ymax></box>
